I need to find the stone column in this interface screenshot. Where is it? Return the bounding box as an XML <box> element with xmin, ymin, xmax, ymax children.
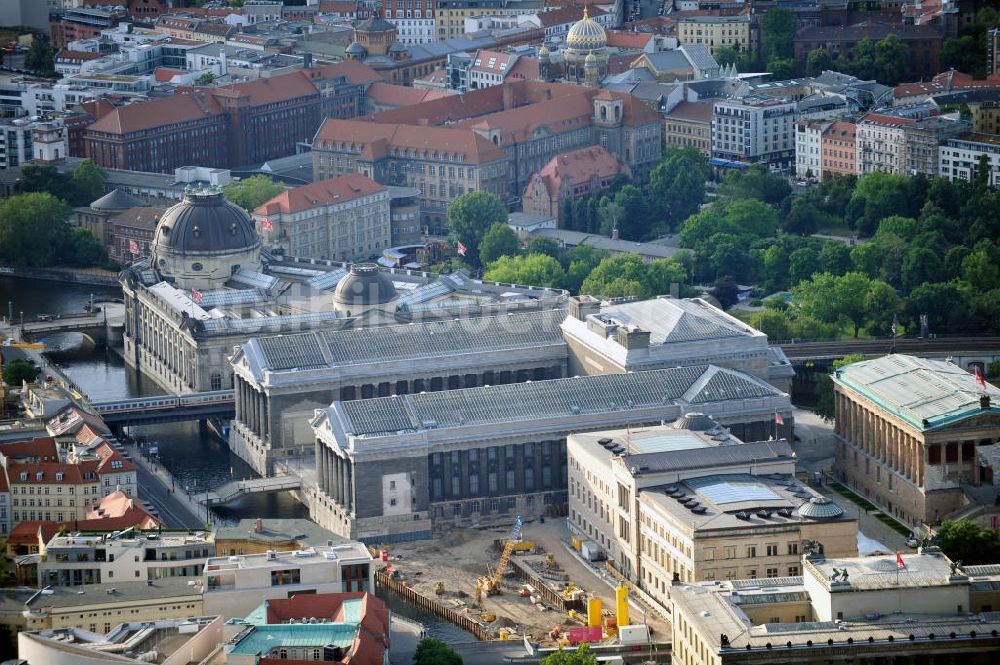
<box><xmin>345</xmin><ymin>460</ymin><xmax>353</xmax><ymax>512</ymax></box>
<box><xmin>234</xmin><ymin>378</ymin><xmax>242</xmax><ymax>422</ymax></box>
<box><xmin>317</xmin><ymin>441</ymin><xmax>327</xmax><ymax>490</ymax></box>
<box><xmin>333</xmin><ymin>455</ymin><xmax>343</xmax><ymax>504</ymax></box>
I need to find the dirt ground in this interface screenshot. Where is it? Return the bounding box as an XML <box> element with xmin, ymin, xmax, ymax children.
<box><xmin>382</xmin><ymin>520</ymin><xmax>668</xmax><ymax>645</ymax></box>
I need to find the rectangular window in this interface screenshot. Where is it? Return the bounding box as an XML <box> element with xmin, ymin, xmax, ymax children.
<box><xmin>766</xmin><ymin>567</ymin><xmax>778</xmax><ymax>578</ymax></box>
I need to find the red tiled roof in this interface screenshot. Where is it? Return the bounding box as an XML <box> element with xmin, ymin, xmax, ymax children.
<box><xmin>823</xmin><ymin>120</ymin><xmax>856</xmax><ymax>140</ymax></box>
<box><xmin>606</xmin><ymin>30</ymin><xmax>652</xmax><ymax>50</ymax></box>
<box><xmin>470</xmin><ymin>49</ymin><xmax>516</xmax><ymax>75</ymax></box>
<box><xmin>154</xmin><ymin>67</ymin><xmax>188</xmax><ymax>82</ymax></box>
<box><xmin>534</xmin><ymin>145</ymin><xmax>624</xmax><ymax>197</ymax></box>
<box><xmin>74</xmin><ymin>424</ymin><xmax>106</xmax><ymax>447</ymax></box>
<box><xmin>505</xmin><ymin>57</ymin><xmax>539</xmax><ymax>82</ymax></box>
<box><xmin>0</xmin><ymin>437</ymin><xmax>60</xmax><ymax>463</ymax></box>
<box><xmin>860</xmin><ymin>113</ymin><xmax>915</xmax><ymax>126</ymax></box>
<box><xmin>666</xmin><ymin>100</ymin><xmax>714</xmax><ymax>123</ymax></box>
<box><xmin>311</xmin><ymin>59</ymin><xmax>384</xmax><ymax>85</ymax></box>
<box><xmin>366</xmin><ymin>82</ymin><xmax>451</xmax><ymax>108</ymax></box>
<box><xmin>454</xmin><ymin>93</ymin><xmax>595</xmax><ymax>142</ymax></box>
<box><xmin>319</xmin><ymin>0</ymin><xmax>359</xmax><ymax>13</ymax></box>
<box><xmin>893</xmin><ymin>70</ymin><xmax>1000</xmax><ymax>98</ymax></box>
<box><xmin>7</xmin><ymin>521</ymin><xmax>61</xmax><ymax>547</ymax></box>
<box><xmin>256</xmin><ymin>174</ymin><xmax>385</xmax><ymax>215</ymax></box>
<box><xmin>537</xmin><ymin>4</ymin><xmax>605</xmax><ymax>27</ymax></box>
<box><xmin>109</xmin><ymin>207</ymin><xmax>166</xmax><ymax>230</ymax></box>
<box><xmin>87</xmin><ymin>92</ymin><xmax>223</xmax><ymax>135</ymax></box>
<box><xmin>94</xmin><ymin>444</ymin><xmax>137</xmax><ymax>475</ymax></box>
<box><xmin>7</xmin><ymin>462</ymin><xmax>96</xmax><ymax>485</ymax></box>
<box><xmin>211</xmin><ymin>70</ymin><xmax>319</xmax><ymax>105</ymax></box>
<box><xmin>313</xmin><ymin>119</ymin><xmax>507</xmax><ymax>164</ymax></box>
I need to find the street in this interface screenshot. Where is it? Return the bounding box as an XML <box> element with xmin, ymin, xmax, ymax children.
<box><xmin>126</xmin><ymin>442</ymin><xmax>205</xmax><ymax>528</ymax></box>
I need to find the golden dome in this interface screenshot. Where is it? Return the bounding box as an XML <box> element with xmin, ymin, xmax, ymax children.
<box><xmin>584</xmin><ymin>51</ymin><xmax>598</xmax><ymax>66</ymax></box>
<box><xmin>566</xmin><ymin>6</ymin><xmax>607</xmax><ymax>51</ymax></box>
<box><xmin>538</xmin><ymin>44</ymin><xmax>550</xmax><ymax>56</ymax></box>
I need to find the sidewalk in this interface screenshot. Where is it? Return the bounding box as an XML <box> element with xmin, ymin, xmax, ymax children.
<box><xmin>123</xmin><ymin>437</ymin><xmax>215</xmax><ymax>526</ymax></box>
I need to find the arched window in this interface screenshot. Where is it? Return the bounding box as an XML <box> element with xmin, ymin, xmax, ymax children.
<box><xmin>601</xmin><ymin>107</ymin><xmax>607</xmax><ymax>120</ymax></box>
<box><xmin>210</xmin><ymin>373</ymin><xmax>222</xmax><ymax>391</ymax></box>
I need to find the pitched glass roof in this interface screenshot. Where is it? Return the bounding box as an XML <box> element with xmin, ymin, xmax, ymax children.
<box><xmin>600</xmin><ymin>298</ymin><xmax>754</xmax><ymax>345</ymax></box>
<box><xmin>689</xmin><ymin>369</ymin><xmax>778</xmax><ymax>403</ymax></box>
<box><xmin>229</xmin><ymin>623</ymin><xmax>357</xmax><ymax>654</ymax></box>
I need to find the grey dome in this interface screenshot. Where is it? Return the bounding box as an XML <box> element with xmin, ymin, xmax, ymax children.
<box><xmin>672</xmin><ymin>412</ymin><xmax>719</xmax><ymax>432</ymax></box>
<box><xmin>333</xmin><ymin>263</ymin><xmax>397</xmax><ymax>305</ymax></box>
<box><xmin>91</xmin><ymin>188</ymin><xmax>143</xmax><ymax>213</ymax></box>
<box><xmin>346</xmin><ymin>42</ymin><xmax>366</xmax><ymax>54</ymax></box>
<box><xmin>154</xmin><ymin>188</ymin><xmax>260</xmax><ymax>255</ymax></box>
<box><xmin>797</xmin><ymin>496</ymin><xmax>844</xmax><ymax>520</ymax></box>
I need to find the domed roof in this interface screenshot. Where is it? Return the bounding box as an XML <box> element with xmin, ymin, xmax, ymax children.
<box><xmin>672</xmin><ymin>412</ymin><xmax>718</xmax><ymax>432</ymax></box>
<box><xmin>153</xmin><ymin>187</ymin><xmax>260</xmax><ymax>255</ymax></box>
<box><xmin>346</xmin><ymin>41</ymin><xmax>366</xmax><ymax>54</ymax></box>
<box><xmin>356</xmin><ymin>10</ymin><xmax>396</xmax><ymax>33</ymax></box>
<box><xmin>91</xmin><ymin>188</ymin><xmax>143</xmax><ymax>213</ymax></box>
<box><xmin>797</xmin><ymin>496</ymin><xmax>845</xmax><ymax>520</ymax></box>
<box><xmin>333</xmin><ymin>263</ymin><xmax>397</xmax><ymax>306</ymax></box>
<box><xmin>585</xmin><ymin>51</ymin><xmax>598</xmax><ymax>66</ymax></box>
<box><xmin>538</xmin><ymin>44</ymin><xmax>550</xmax><ymax>56</ymax></box>
<box><xmin>567</xmin><ymin>7</ymin><xmax>606</xmax><ymax>51</ymax></box>
<box><xmin>388</xmin><ymin>41</ymin><xmax>408</xmax><ymax>53</ymax></box>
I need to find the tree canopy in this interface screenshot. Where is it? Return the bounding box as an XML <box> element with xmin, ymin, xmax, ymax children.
<box><xmin>936</xmin><ymin>520</ymin><xmax>1000</xmax><ymax>565</ymax></box>
<box><xmin>478</xmin><ymin>222</ymin><xmax>520</xmax><ymax>264</ymax></box>
<box><xmin>21</xmin><ymin>160</ymin><xmax>107</xmax><ymax>207</ymax></box>
<box><xmin>0</xmin><ymin>193</ymin><xmax>72</xmax><ymax>267</ymax></box>
<box><xmin>3</xmin><ymin>359</ymin><xmax>39</xmax><ymax>387</ymax></box>
<box><xmin>540</xmin><ymin>645</ymin><xmax>598</xmax><ymax>665</ymax></box>
<box><xmin>580</xmin><ymin>254</ymin><xmax>688</xmax><ymax>300</ymax></box>
<box><xmin>25</xmin><ymin>38</ymin><xmax>56</xmax><ymax>78</ymax></box>
<box><xmin>223</xmin><ymin>174</ymin><xmax>285</xmax><ymax>212</ymax></box>
<box><xmin>484</xmin><ymin>253</ymin><xmax>565</xmax><ymax>288</ymax></box>
<box><xmin>447</xmin><ymin>191</ymin><xmax>508</xmax><ymax>266</ymax></box>
<box><xmin>413</xmin><ymin>638</ymin><xmax>462</xmax><ymax>665</ymax></box>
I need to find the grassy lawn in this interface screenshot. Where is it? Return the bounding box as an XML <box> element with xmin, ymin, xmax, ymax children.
<box><xmin>828</xmin><ymin>482</ymin><xmax>913</xmax><ymax>537</ymax></box>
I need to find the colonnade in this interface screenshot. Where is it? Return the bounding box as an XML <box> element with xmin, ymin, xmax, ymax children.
<box><xmin>339</xmin><ymin>365</ymin><xmax>563</xmax><ymax>401</ymax></box>
<box><xmin>835</xmin><ymin>391</ymin><xmax>924</xmax><ymax>487</ymax></box>
<box><xmin>235</xmin><ymin>376</ymin><xmax>269</xmax><ymax>444</ymax></box>
<box><xmin>316</xmin><ymin>440</ymin><xmax>353</xmax><ymax>511</ymax></box>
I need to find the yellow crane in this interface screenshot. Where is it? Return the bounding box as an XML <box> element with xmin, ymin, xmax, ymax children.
<box><xmin>478</xmin><ymin>515</ymin><xmax>523</xmax><ymax>601</ymax></box>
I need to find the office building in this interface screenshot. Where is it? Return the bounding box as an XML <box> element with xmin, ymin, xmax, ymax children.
<box><xmin>712</xmin><ymin>96</ymin><xmax>797</xmax><ymax>171</ymax></box>
<box><xmin>677</xmin><ymin>14</ymin><xmax>751</xmax><ymax>55</ymax></box>
<box><xmin>940</xmin><ymin>133</ymin><xmax>1000</xmax><ymax>186</ymax></box>
<box><xmin>568</xmin><ymin>421</ymin><xmax>855</xmax><ymax>594</ymax></box>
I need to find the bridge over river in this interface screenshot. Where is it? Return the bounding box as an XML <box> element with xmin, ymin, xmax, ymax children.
<box><xmin>93</xmin><ymin>390</ymin><xmax>235</xmax><ymax>425</ymax></box>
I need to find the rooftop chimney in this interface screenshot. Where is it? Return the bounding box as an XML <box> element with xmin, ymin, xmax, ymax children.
<box><xmin>255</xmin><ymin>517</ymin><xmax>263</xmax><ymax>533</ymax></box>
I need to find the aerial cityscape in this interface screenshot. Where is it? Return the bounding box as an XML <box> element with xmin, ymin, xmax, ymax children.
<box><xmin>0</xmin><ymin>0</ymin><xmax>999</xmax><ymax>663</ymax></box>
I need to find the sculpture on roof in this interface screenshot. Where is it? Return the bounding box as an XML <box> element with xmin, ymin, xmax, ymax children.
<box><xmin>830</xmin><ymin>567</ymin><xmax>849</xmax><ymax>583</ymax></box>
<box><xmin>803</xmin><ymin>539</ymin><xmax>824</xmax><ymax>558</ymax></box>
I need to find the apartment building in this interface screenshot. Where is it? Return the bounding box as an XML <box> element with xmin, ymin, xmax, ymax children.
<box><xmin>855</xmin><ymin>113</ymin><xmax>912</xmax><ymax>175</ymax></box>
<box><xmin>0</xmin><ymin>117</ymin><xmax>34</xmax><ymax>169</ymax></box>
<box><xmin>434</xmin><ymin>0</ymin><xmax>544</xmax><ymax>40</ymax></box>
<box><xmin>380</xmin><ymin>0</ymin><xmax>437</xmax><ymax>43</ymax></box>
<box><xmin>202</xmin><ymin>543</ymin><xmax>373</xmax><ymax>619</ymax></box>
<box><xmin>832</xmin><ymin>354</ymin><xmax>1000</xmax><ymax>526</ymax></box>
<box><xmin>253</xmin><ymin>175</ymin><xmax>391</xmax><ymax>261</ymax></box>
<box><xmin>38</xmin><ymin>528</ymin><xmax>215</xmax><ymax>587</ymax></box>
<box><xmin>903</xmin><ymin>116</ymin><xmax>969</xmax><ymax>177</ymax></box>
<box><xmin>939</xmin><ymin>133</ymin><xmax>1000</xmax><ymax>186</ymax></box>
<box><xmin>663</xmin><ymin>100</ymin><xmax>713</xmax><ymax>156</ymax></box>
<box><xmin>794</xmin><ymin>119</ymin><xmax>829</xmax><ymax>179</ymax></box>
<box><xmin>820</xmin><ymin>120</ymin><xmax>856</xmax><ymax>178</ymax></box>
<box><xmin>8</xmin><ymin>462</ymin><xmax>101</xmax><ymax>524</ymax></box>
<box><xmin>677</xmin><ymin>14</ymin><xmax>751</xmax><ymax>55</ymax></box>
<box><xmin>712</xmin><ymin>96</ymin><xmax>797</xmax><ymax>171</ymax></box>
<box><xmin>969</xmin><ymin>100</ymin><xmax>1000</xmax><ymax>135</ymax></box>
<box><xmin>568</xmin><ymin>422</ymin><xmax>856</xmax><ymax>595</ymax></box>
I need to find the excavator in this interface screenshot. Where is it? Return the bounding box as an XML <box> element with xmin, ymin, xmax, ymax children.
<box><xmin>476</xmin><ymin>515</ymin><xmax>523</xmax><ymax>606</ymax></box>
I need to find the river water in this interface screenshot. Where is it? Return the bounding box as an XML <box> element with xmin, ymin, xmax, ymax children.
<box><xmin>5</xmin><ymin>275</ymin><xmax>474</xmax><ymax>641</ymax></box>
<box><xmin>1</xmin><ymin>276</ymin><xmax>308</xmax><ymax>522</ymax></box>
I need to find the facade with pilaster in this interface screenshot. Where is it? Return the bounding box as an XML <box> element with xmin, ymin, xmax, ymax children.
<box><xmin>229</xmin><ymin>309</ymin><xmax>569</xmax><ymax>473</ymax></box>
<box><xmin>832</xmin><ymin>355</ymin><xmax>1000</xmax><ymax>527</ymax></box>
<box><xmin>310</xmin><ymin>366</ymin><xmax>792</xmax><ymax>543</ymax></box>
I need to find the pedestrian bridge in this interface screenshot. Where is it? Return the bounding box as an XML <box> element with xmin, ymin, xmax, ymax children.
<box><xmin>20</xmin><ymin>313</ymin><xmax>108</xmax><ymax>343</ymax></box>
<box><xmin>201</xmin><ymin>475</ymin><xmax>302</xmax><ymax>506</ymax></box>
<box><xmin>93</xmin><ymin>390</ymin><xmax>235</xmax><ymax>425</ymax></box>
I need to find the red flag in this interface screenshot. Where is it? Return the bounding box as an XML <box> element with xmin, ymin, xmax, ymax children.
<box><xmin>129</xmin><ymin>239</ymin><xmax>139</xmax><ymax>255</ymax></box>
<box><xmin>191</xmin><ymin>289</ymin><xmax>203</xmax><ymax>304</ymax></box>
<box><xmin>456</xmin><ymin>240</ymin><xmax>468</xmax><ymax>256</ymax></box>
<box><xmin>775</xmin><ymin>412</ymin><xmax>784</xmax><ymax>426</ymax></box>
<box><xmin>261</xmin><ymin>217</ymin><xmax>273</xmax><ymax>232</ymax></box>
<box><xmin>976</xmin><ymin>366</ymin><xmax>987</xmax><ymax>390</ymax></box>
<box><xmin>896</xmin><ymin>551</ymin><xmax>906</xmax><ymax>569</ymax></box>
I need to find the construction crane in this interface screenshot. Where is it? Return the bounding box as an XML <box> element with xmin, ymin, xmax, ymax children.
<box><xmin>478</xmin><ymin>515</ymin><xmax>523</xmax><ymax>600</ymax></box>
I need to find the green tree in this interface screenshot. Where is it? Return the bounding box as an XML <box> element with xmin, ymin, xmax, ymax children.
<box><xmin>714</xmin><ymin>46</ymin><xmax>741</xmax><ymax>67</ymax></box>
<box><xmin>760</xmin><ymin>8</ymin><xmax>796</xmax><ymax>63</ymax></box>
<box><xmin>579</xmin><ymin>253</ymin><xmax>686</xmax><ymax>300</ymax></box>
<box><xmin>680</xmin><ymin>199</ymin><xmax>779</xmax><ymax>248</ymax></box>
<box><xmin>818</xmin><ymin>242</ymin><xmax>852</xmax><ymax>276</ymax></box>
<box><xmin>446</xmin><ymin>191</ymin><xmax>508</xmax><ymax>266</ymax></box>
<box><xmin>716</xmin><ymin>164</ymin><xmax>791</xmax><ymax>206</ymax></box>
<box><xmin>647</xmin><ymin>147</ymin><xmax>709</xmax><ymax>232</ymax></box>
<box><xmin>900</xmin><ymin>246</ymin><xmax>943</xmax><ymax>294</ymax></box>
<box><xmin>767</xmin><ymin>58</ymin><xmax>798</xmax><ymax>80</ymax></box>
<box><xmin>749</xmin><ymin>308</ymin><xmax>792</xmax><ymax>341</ymax></box>
<box><xmin>24</xmin><ymin>38</ymin><xmax>56</xmax><ymax>77</ymax></box>
<box><xmin>864</xmin><ymin>279</ymin><xmax>902</xmax><ymax>337</ymax></box>
<box><xmin>710</xmin><ymin>275</ymin><xmax>740</xmax><ymax>309</ymax></box>
<box><xmin>788</xmin><ymin>247</ymin><xmax>820</xmax><ymax>284</ymax></box>
<box><xmin>599</xmin><ymin>185</ymin><xmax>649</xmax><ymax>240</ymax></box>
<box><xmin>760</xmin><ymin>244</ymin><xmax>790</xmax><ymax>292</ymax></box>
<box><xmin>936</xmin><ymin>520</ymin><xmax>1000</xmax><ymax>565</ymax></box>
<box><xmin>483</xmin><ymin>253</ymin><xmax>565</xmax><ymax>287</ymax></box>
<box><xmin>413</xmin><ymin>638</ymin><xmax>463</xmax><ymax>665</ymax></box>
<box><xmin>974</xmin><ymin>153</ymin><xmax>992</xmax><ymax>190</ymax></box>
<box><xmin>806</xmin><ymin>47</ymin><xmax>833</xmax><ymax>76</ymax></box>
<box><xmin>196</xmin><ymin>72</ymin><xmax>216</xmax><ymax>84</ymax></box>
<box><xmin>526</xmin><ymin>236</ymin><xmax>560</xmax><ymax>257</ymax></box>
<box><xmin>847</xmin><ymin>37</ymin><xmax>877</xmax><ymax>80</ymax></box>
<box><xmin>223</xmin><ymin>174</ymin><xmax>284</xmax><ymax>212</ymax></box>
<box><xmin>847</xmin><ymin>172</ymin><xmax>914</xmax><ymax>237</ymax></box>
<box><xmin>941</xmin><ymin>35</ymin><xmax>987</xmax><ymax>80</ymax></box>
<box><xmin>784</xmin><ymin>197</ymin><xmax>824</xmax><ymax>235</ymax></box>
<box><xmin>70</xmin><ymin>159</ymin><xmax>107</xmax><ymax>206</ymax></box>
<box><xmin>793</xmin><ymin>272</ymin><xmax>893</xmax><ymax>338</ymax></box>
<box><xmin>873</xmin><ymin>34</ymin><xmax>908</xmax><ymax>86</ymax></box>
<box><xmin>2</xmin><ymin>359</ymin><xmax>39</xmax><ymax>387</ymax></box>
<box><xmin>0</xmin><ymin>193</ymin><xmax>73</xmax><ymax>267</ymax></box>
<box><xmin>540</xmin><ymin>645</ymin><xmax>598</xmax><ymax>665</ymax></box>
<box><xmin>478</xmin><ymin>222</ymin><xmax>519</xmax><ymax>264</ymax></box>
<box><xmin>814</xmin><ymin>353</ymin><xmax>865</xmax><ymax>422</ymax></box>
<box><xmin>65</xmin><ymin>228</ymin><xmax>107</xmax><ymax>267</ymax></box>
<box><xmin>705</xmin><ymin>232</ymin><xmax>754</xmax><ymax>282</ymax></box>
<box><xmin>904</xmin><ymin>281</ymin><xmax>968</xmax><ymax>335</ymax></box>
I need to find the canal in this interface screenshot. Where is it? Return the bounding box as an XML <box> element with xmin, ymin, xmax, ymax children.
<box><xmin>3</xmin><ymin>276</ymin><xmax>307</xmax><ymax>522</ymax></box>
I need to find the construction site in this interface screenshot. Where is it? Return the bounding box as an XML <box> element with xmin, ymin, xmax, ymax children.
<box><xmin>374</xmin><ymin>517</ymin><xmax>671</xmax><ymax>652</ymax></box>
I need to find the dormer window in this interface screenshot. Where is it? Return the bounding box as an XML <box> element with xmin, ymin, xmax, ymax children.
<box><xmin>36</xmin><ymin>472</ymin><xmax>43</xmax><ymax>481</ymax></box>
<box><xmin>19</xmin><ymin>472</ymin><xmax>27</xmax><ymax>481</ymax></box>
<box><xmin>56</xmin><ymin>472</ymin><xmax>64</xmax><ymax>481</ymax></box>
